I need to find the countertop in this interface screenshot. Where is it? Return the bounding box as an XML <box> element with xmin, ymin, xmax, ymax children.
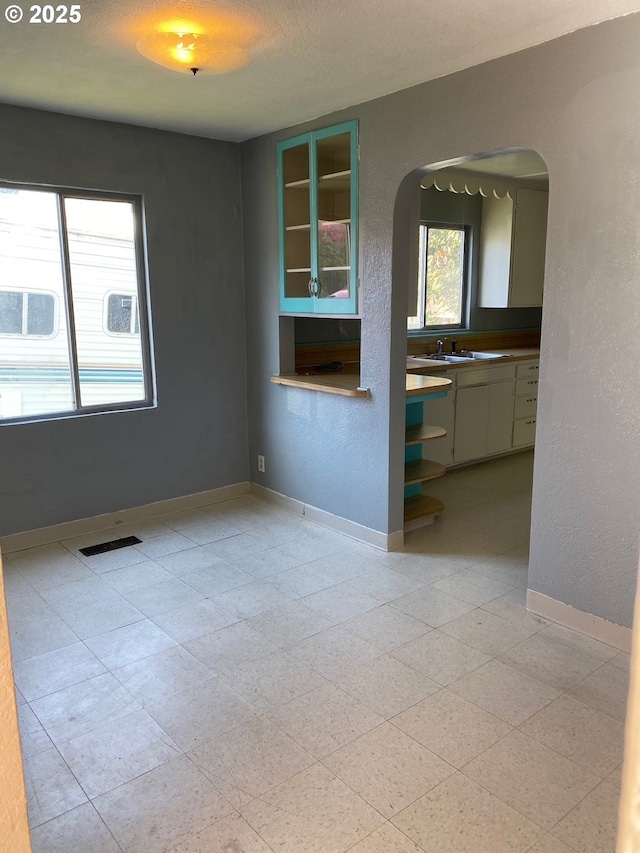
<box><xmin>406</xmin><ymin>347</ymin><xmax>540</xmax><ymax>373</ymax></box>
<box><xmin>270</xmin><ymin>372</ymin><xmax>452</xmax><ymax>398</ymax></box>
<box><xmin>270</xmin><ymin>348</ymin><xmax>538</xmax><ymax>396</ymax></box>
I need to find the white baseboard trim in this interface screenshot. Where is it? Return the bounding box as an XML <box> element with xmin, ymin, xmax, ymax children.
<box><xmin>1</xmin><ymin>480</ymin><xmax>403</xmax><ymax>556</ymax></box>
<box><xmin>250</xmin><ymin>483</ymin><xmax>402</xmax><ymax>552</ymax></box>
<box><xmin>385</xmin><ymin>530</ymin><xmax>406</xmax><ymax>552</ymax></box>
<box><xmin>527</xmin><ymin>589</ymin><xmax>632</xmax><ymax>653</ymax></box>
<box><xmin>1</xmin><ymin>482</ymin><xmax>251</xmax><ymax>554</ymax></box>
<box><xmin>249</xmin><ymin>483</ymin><xmax>305</xmax><ymax>517</ymax></box>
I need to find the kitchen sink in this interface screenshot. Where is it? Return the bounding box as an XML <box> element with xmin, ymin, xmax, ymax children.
<box><xmin>411</xmin><ymin>354</ymin><xmax>474</xmax><ymax>362</ymax></box>
<box><xmin>411</xmin><ymin>351</ymin><xmax>509</xmax><ymax>362</ymax></box>
<box><xmin>458</xmin><ymin>351</ymin><xmax>510</xmax><ymax>360</ymax></box>
<box><xmin>434</xmin><ymin>354</ymin><xmax>475</xmax><ymax>362</ymax></box>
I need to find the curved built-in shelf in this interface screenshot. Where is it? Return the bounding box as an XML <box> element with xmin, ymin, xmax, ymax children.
<box><xmin>406</xmin><ymin>375</ymin><xmax>452</xmax><ymax>396</ymax></box>
<box><xmin>404</xmin><ymin>375</ymin><xmax>451</xmax><ymax>530</ymax></box>
<box><xmin>405</xmin><ymin>424</ymin><xmax>447</xmax><ymax>446</ymax></box>
<box><xmin>404</xmin><ymin>458</ymin><xmax>446</xmax><ymax>485</ymax></box>
<box><xmin>404</xmin><ymin>492</ymin><xmax>445</xmax><ymax>526</ymax></box>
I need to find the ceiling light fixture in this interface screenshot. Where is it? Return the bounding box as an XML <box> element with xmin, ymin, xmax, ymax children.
<box><xmin>136</xmin><ymin>31</ymin><xmax>249</xmax><ymax>76</ymax></box>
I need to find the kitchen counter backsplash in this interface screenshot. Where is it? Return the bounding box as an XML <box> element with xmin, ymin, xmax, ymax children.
<box><xmin>295</xmin><ymin>328</ymin><xmax>540</xmax><ymax>374</ymax></box>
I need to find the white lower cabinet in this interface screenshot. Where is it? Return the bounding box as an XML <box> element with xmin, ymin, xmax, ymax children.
<box><xmin>487</xmin><ymin>380</ymin><xmax>517</xmax><ymax>455</ymax></box>
<box><xmin>453</xmin><ymin>385</ymin><xmax>491</xmax><ymax>464</ymax></box>
<box><xmin>514</xmin><ymin>395</ymin><xmax>537</xmax><ymax>419</ymax></box>
<box><xmin>453</xmin><ymin>380</ymin><xmax>515</xmax><ymax>463</ymax></box>
<box><xmin>418</xmin><ymin>358</ymin><xmax>539</xmax><ymax>468</ymax></box>
<box><xmin>512</xmin><ymin>362</ymin><xmax>538</xmax><ymax>448</ymax></box>
<box><xmin>513</xmin><ymin>417</ymin><xmax>537</xmax><ymax>447</ymax></box>
<box><xmin>453</xmin><ymin>364</ymin><xmax>517</xmax><ymax>464</ymax></box>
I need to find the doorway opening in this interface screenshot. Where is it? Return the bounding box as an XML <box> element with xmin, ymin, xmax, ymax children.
<box><xmin>395</xmin><ymin>148</ymin><xmax>549</xmax><ymax>600</ymax></box>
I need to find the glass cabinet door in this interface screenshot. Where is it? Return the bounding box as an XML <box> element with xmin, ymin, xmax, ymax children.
<box><xmin>315</xmin><ymin>130</ymin><xmax>353</xmax><ymax>304</ymax></box>
<box><xmin>281</xmin><ymin>140</ymin><xmax>313</xmax><ymax>308</ymax></box>
<box><xmin>278</xmin><ymin>121</ymin><xmax>358</xmax><ymax>314</ymax></box>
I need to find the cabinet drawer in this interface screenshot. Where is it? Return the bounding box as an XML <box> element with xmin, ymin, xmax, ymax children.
<box><xmin>456</xmin><ymin>364</ymin><xmax>516</xmax><ymax>388</ymax></box>
<box><xmin>513</xmin><ymin>417</ymin><xmax>536</xmax><ymax>447</ymax></box>
<box><xmin>514</xmin><ymin>395</ymin><xmax>537</xmax><ymax>419</ymax></box>
<box><xmin>516</xmin><ymin>361</ymin><xmax>539</xmax><ymax>378</ymax></box>
<box><xmin>516</xmin><ymin>377</ymin><xmax>539</xmax><ymax>396</ymax></box>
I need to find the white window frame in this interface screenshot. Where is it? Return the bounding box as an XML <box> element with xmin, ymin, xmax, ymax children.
<box><xmin>409</xmin><ymin>222</ymin><xmax>470</xmax><ymax>332</ymax></box>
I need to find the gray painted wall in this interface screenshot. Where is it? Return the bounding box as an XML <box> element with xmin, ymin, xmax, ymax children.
<box><xmin>242</xmin><ymin>15</ymin><xmax>640</xmax><ymax>627</ymax></box>
<box><xmin>0</xmin><ymin>105</ymin><xmax>248</xmax><ymax>536</ymax></box>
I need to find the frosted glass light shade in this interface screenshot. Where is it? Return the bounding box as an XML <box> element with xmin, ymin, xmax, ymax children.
<box><xmin>136</xmin><ymin>32</ymin><xmax>249</xmax><ymax>75</ymax></box>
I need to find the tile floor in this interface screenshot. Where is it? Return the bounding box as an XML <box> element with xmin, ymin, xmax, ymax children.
<box><xmin>3</xmin><ymin>450</ymin><xmax>629</xmax><ymax>852</ymax></box>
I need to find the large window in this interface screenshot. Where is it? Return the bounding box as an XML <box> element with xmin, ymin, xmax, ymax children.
<box><xmin>0</xmin><ymin>185</ymin><xmax>153</xmax><ymax>422</ymax></box>
<box><xmin>408</xmin><ymin>224</ymin><xmax>469</xmax><ymax>331</ymax></box>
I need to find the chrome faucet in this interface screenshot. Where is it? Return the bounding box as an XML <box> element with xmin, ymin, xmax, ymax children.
<box><xmin>436</xmin><ymin>338</ymin><xmax>446</xmax><ymax>355</ymax></box>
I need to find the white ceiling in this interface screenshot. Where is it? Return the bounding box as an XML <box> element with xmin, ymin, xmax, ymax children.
<box><xmin>0</xmin><ymin>0</ymin><xmax>638</xmax><ymax>142</ymax></box>
<box><xmin>452</xmin><ymin>152</ymin><xmax>548</xmax><ymax>180</ymax></box>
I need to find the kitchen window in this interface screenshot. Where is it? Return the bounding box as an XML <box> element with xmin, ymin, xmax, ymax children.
<box><xmin>0</xmin><ymin>184</ymin><xmax>153</xmax><ymax>422</ymax></box>
<box><xmin>408</xmin><ymin>223</ymin><xmax>469</xmax><ymax>331</ymax></box>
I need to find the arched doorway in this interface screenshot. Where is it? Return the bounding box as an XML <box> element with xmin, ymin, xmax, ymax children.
<box><xmin>391</xmin><ymin>149</ymin><xmax>549</xmax><ymax>599</ymax></box>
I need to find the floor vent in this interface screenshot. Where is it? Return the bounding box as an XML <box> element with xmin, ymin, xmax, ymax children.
<box><xmin>79</xmin><ymin>536</ymin><xmax>142</xmax><ymax>557</ymax></box>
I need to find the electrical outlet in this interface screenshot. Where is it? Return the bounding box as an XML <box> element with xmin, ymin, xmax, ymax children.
<box><xmin>257</xmin><ymin>455</ymin><xmax>265</xmax><ymax>473</ymax></box>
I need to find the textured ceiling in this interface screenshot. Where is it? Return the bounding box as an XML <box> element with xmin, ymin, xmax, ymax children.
<box><xmin>0</xmin><ymin>0</ymin><xmax>639</xmax><ymax>141</ymax></box>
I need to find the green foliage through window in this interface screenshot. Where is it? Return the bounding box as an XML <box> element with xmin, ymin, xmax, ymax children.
<box><xmin>409</xmin><ymin>224</ymin><xmax>467</xmax><ymax>330</ymax></box>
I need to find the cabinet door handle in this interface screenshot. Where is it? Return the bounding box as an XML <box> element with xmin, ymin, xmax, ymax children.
<box><xmin>527</xmin><ymin>380</ymin><xmax>538</xmax><ymax>386</ymax></box>
<box><xmin>526</xmin><ymin>398</ymin><xmax>537</xmax><ymax>403</ymax></box>
<box><xmin>525</xmin><ymin>419</ymin><xmax>536</xmax><ymax>425</ymax></box>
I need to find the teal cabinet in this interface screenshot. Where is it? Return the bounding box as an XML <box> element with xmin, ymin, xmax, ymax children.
<box><xmin>278</xmin><ymin>120</ymin><xmax>358</xmax><ymax>314</ymax></box>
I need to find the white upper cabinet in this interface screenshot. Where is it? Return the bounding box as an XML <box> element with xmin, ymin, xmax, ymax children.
<box><xmin>479</xmin><ymin>187</ymin><xmax>548</xmax><ymax>308</ymax></box>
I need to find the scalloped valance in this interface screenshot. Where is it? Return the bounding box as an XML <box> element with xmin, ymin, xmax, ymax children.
<box><xmin>421</xmin><ymin>169</ymin><xmax>514</xmax><ymax>199</ymax></box>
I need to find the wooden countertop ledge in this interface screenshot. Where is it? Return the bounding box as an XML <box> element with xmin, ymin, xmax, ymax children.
<box><xmin>270</xmin><ymin>373</ymin><xmax>452</xmax><ymax>398</ymax></box>
<box><xmin>270</xmin><ymin>374</ymin><xmax>369</xmax><ymax>397</ymax></box>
